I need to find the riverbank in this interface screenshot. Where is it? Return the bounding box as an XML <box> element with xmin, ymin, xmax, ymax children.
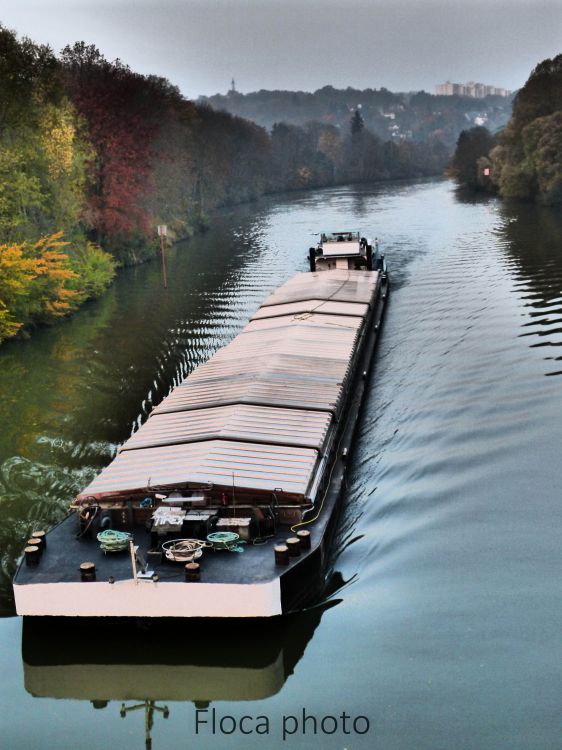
<box><xmin>0</xmin><ymin>172</ymin><xmax>443</xmax><ymax>348</ymax></box>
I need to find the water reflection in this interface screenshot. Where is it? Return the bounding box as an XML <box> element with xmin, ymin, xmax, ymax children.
<box><xmin>22</xmin><ymin>599</ymin><xmax>338</xmax><ymax>749</ymax></box>
<box><xmin>453</xmin><ymin>188</ymin><xmax>562</xmax><ymax>376</ymax></box>
<box><xmin>498</xmin><ymin>202</ymin><xmax>562</xmax><ymax>375</ymax></box>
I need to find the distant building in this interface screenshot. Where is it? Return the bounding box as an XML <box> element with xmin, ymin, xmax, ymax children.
<box><xmin>435</xmin><ymin>81</ymin><xmax>511</xmax><ymax>98</ymax></box>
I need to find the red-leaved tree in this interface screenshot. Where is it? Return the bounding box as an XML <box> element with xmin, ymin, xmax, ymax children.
<box><xmin>61</xmin><ymin>44</ymin><xmax>161</xmax><ymax>252</ymax></box>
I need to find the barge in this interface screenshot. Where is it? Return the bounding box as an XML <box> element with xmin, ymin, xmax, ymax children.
<box><xmin>13</xmin><ymin>233</ymin><xmax>388</xmax><ymax>618</ymax></box>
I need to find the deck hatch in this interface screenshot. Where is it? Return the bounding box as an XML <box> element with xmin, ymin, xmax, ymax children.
<box><xmin>121</xmin><ymin>404</ymin><xmax>332</xmax><ymax>452</ymax></box>
<box><xmin>152</xmin><ymin>375</ymin><xmax>344</xmax><ymax>415</ymax></box>
<box><xmin>250</xmin><ymin>300</ymin><xmax>369</xmax><ymax>321</ymax></box>
<box><xmin>260</xmin><ymin>270</ymin><xmax>379</xmax><ymax>308</ymax></box>
<box><xmin>243</xmin><ymin>313</ymin><xmax>364</xmax><ymax>332</ymax></box>
<box><xmin>77</xmin><ymin>440</ymin><xmax>319</xmax><ymax>500</ymax></box>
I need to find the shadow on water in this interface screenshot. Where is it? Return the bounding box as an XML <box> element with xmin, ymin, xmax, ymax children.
<box><xmin>21</xmin><ymin>595</ymin><xmax>341</xmax><ymax>750</ymax></box>
<box><xmin>498</xmin><ymin>202</ymin><xmax>562</xmax><ymax>375</ymax></box>
<box><xmin>451</xmin><ymin>185</ymin><xmax>495</xmax><ymax>206</ymax></box>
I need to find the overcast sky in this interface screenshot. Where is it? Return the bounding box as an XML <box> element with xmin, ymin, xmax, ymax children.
<box><xmin>1</xmin><ymin>0</ymin><xmax>561</xmax><ymax>98</ymax></box>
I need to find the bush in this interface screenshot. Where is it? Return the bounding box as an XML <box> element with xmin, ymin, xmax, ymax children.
<box><xmin>68</xmin><ymin>241</ymin><xmax>116</xmax><ymax>302</ymax></box>
<box><xmin>0</xmin><ymin>232</ymin><xmax>115</xmax><ymax>344</ymax></box>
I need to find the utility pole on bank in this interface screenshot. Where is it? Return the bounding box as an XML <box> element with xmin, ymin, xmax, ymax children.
<box><xmin>157</xmin><ymin>225</ymin><xmax>167</xmax><ymax>289</ymax></box>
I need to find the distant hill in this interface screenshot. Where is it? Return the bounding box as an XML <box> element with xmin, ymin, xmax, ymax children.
<box><xmin>200</xmin><ymin>85</ymin><xmax>514</xmax><ymax>152</ymax></box>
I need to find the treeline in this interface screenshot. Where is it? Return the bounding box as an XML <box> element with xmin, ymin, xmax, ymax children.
<box><xmin>0</xmin><ymin>29</ymin><xmax>117</xmax><ymax>342</ymax></box>
<box><xmin>268</xmin><ymin>111</ymin><xmax>449</xmax><ymax>191</ymax></box>
<box><xmin>448</xmin><ymin>54</ymin><xmax>562</xmax><ymax>205</ymax></box>
<box><xmin>202</xmin><ymin>86</ymin><xmax>513</xmax><ymax>151</ymax></box>
<box><xmin>0</xmin><ymin>26</ymin><xmax>449</xmax><ymax>344</ymax></box>
<box><xmin>0</xmin><ymin>28</ymin><xmax>274</xmax><ymax>342</ymax></box>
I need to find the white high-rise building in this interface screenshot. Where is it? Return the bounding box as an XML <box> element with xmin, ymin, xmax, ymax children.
<box><xmin>435</xmin><ymin>81</ymin><xmax>511</xmax><ymax>98</ymax></box>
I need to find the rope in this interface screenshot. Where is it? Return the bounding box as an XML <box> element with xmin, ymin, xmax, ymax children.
<box><xmin>207</xmin><ymin>531</ymin><xmax>245</xmax><ymax>553</ymax></box>
<box><xmin>161</xmin><ymin>538</ymin><xmax>208</xmax><ymax>563</ymax></box>
<box><xmin>290</xmin><ymin>412</ymin><xmax>348</xmax><ymax>534</ymax></box>
<box><xmin>292</xmin><ymin>271</ymin><xmax>353</xmax><ymax>323</ymax></box>
<box><xmin>97</xmin><ymin>529</ymin><xmax>132</xmax><ymax>553</ymax></box>
<box><xmin>76</xmin><ymin>505</ymin><xmax>99</xmax><ymax>539</ymax></box>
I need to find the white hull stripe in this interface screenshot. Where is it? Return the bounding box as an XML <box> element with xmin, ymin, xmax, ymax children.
<box><xmin>14</xmin><ymin>578</ymin><xmax>282</xmax><ymax>618</ymax></box>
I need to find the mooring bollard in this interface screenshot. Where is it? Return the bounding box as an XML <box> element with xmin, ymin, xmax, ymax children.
<box><xmin>31</xmin><ymin>530</ymin><xmax>46</xmax><ymax>551</ymax></box>
<box><xmin>296</xmin><ymin>529</ymin><xmax>311</xmax><ymax>550</ymax></box>
<box><xmin>286</xmin><ymin>537</ymin><xmax>301</xmax><ymax>557</ymax></box>
<box><xmin>185</xmin><ymin>562</ymin><xmax>200</xmax><ymax>582</ymax></box>
<box><xmin>26</xmin><ymin>539</ymin><xmax>42</xmax><ymax>557</ymax></box>
<box><xmin>80</xmin><ymin>561</ymin><xmax>96</xmax><ymax>582</ymax></box>
<box><xmin>24</xmin><ymin>546</ymin><xmax>40</xmax><ymax>567</ymax></box>
<box><xmin>274</xmin><ymin>544</ymin><xmax>289</xmax><ymax>566</ymax></box>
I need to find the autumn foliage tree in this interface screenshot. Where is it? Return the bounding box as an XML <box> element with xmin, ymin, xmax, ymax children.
<box><xmin>60</xmin><ymin>44</ymin><xmax>162</xmax><ymax>260</ymax></box>
<box><xmin>0</xmin><ymin>233</ymin><xmax>76</xmax><ymax>341</ymax></box>
<box><xmin>0</xmin><ymin>231</ymin><xmax>116</xmax><ymax>342</ymax></box>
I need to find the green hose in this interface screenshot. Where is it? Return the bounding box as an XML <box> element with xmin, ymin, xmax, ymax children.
<box><xmin>207</xmin><ymin>531</ymin><xmax>245</xmax><ymax>553</ymax></box>
<box><xmin>97</xmin><ymin>529</ymin><xmax>132</xmax><ymax>553</ymax></box>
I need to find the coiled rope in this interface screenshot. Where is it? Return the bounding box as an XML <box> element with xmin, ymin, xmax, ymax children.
<box><xmin>97</xmin><ymin>529</ymin><xmax>132</xmax><ymax>553</ymax></box>
<box><xmin>161</xmin><ymin>538</ymin><xmax>208</xmax><ymax>563</ymax></box>
<box><xmin>207</xmin><ymin>531</ymin><xmax>244</xmax><ymax>552</ymax></box>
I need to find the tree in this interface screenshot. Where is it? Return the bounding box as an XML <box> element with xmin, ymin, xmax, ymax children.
<box><xmin>61</xmin><ymin>44</ymin><xmax>161</xmax><ymax>257</ymax></box>
<box><xmin>491</xmin><ymin>54</ymin><xmax>562</xmax><ymax>204</ymax></box>
<box><xmin>0</xmin><ymin>231</ymin><xmax>115</xmax><ymax>343</ymax></box>
<box><xmin>0</xmin><ymin>239</ymin><xmax>39</xmax><ymax>340</ymax></box>
<box><xmin>0</xmin><ymin>25</ymin><xmax>61</xmax><ymax>132</ymax></box>
<box><xmin>350</xmin><ymin>108</ymin><xmax>365</xmax><ymax>137</ymax></box>
<box><xmin>448</xmin><ymin>126</ymin><xmax>496</xmax><ymax>189</ymax></box>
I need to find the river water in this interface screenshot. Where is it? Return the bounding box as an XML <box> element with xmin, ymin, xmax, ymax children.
<box><xmin>0</xmin><ymin>179</ymin><xmax>561</xmax><ymax>750</ymax></box>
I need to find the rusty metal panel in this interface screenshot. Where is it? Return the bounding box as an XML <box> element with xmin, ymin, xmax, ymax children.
<box><xmin>121</xmin><ymin>404</ymin><xmax>332</xmax><ymax>452</ymax></box>
<box><xmin>77</xmin><ymin>439</ymin><xmax>319</xmax><ymax>499</ymax></box>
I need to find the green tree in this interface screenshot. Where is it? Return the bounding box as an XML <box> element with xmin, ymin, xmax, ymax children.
<box><xmin>350</xmin><ymin>108</ymin><xmax>365</xmax><ymax>136</ymax></box>
<box><xmin>491</xmin><ymin>54</ymin><xmax>562</xmax><ymax>204</ymax></box>
<box><xmin>448</xmin><ymin>126</ymin><xmax>496</xmax><ymax>190</ymax></box>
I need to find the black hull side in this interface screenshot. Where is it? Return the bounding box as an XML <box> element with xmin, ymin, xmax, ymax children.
<box><xmin>279</xmin><ymin>276</ymin><xmax>388</xmax><ymax>613</ymax></box>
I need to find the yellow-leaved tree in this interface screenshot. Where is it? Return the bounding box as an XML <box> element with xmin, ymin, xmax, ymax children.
<box><xmin>0</xmin><ymin>233</ymin><xmax>79</xmax><ymax>342</ymax></box>
<box><xmin>0</xmin><ymin>232</ymin><xmax>116</xmax><ymax>344</ymax></box>
<box><xmin>0</xmin><ymin>241</ymin><xmax>41</xmax><ymax>340</ymax></box>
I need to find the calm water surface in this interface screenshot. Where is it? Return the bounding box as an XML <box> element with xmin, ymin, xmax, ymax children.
<box><xmin>0</xmin><ymin>179</ymin><xmax>561</xmax><ymax>749</ymax></box>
